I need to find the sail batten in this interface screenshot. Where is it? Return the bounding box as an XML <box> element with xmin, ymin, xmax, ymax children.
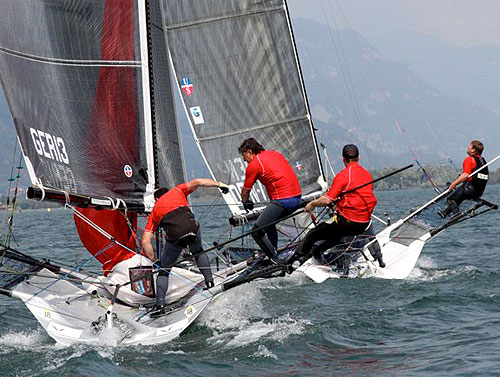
<box><xmin>0</xmin><ymin>0</ymin><xmax>186</xmax><ymax>204</ymax></box>
<box><xmin>165</xmin><ymin>6</ymin><xmax>284</xmax><ymax>31</ymax></box>
<box><xmin>162</xmin><ymin>0</ymin><xmax>325</xmax><ymax>215</ymax></box>
<box><xmin>197</xmin><ymin>115</ymin><xmax>311</xmax><ymax>142</ymax></box>
<box><xmin>0</xmin><ymin>46</ymin><xmax>141</xmax><ymax>66</ymax></box>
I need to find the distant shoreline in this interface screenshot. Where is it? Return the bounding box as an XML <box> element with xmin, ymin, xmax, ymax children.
<box><xmin>2</xmin><ymin>165</ymin><xmax>498</xmax><ymax>209</ymax></box>
<box><xmin>3</xmin><ymin>183</ymin><xmax>498</xmax><ymax>211</ymax></box>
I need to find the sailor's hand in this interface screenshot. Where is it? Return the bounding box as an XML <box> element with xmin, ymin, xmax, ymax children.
<box><xmin>449</xmin><ymin>182</ymin><xmax>457</xmax><ymax>191</ymax></box>
<box><xmin>305</xmin><ymin>202</ymin><xmax>314</xmax><ymax>213</ymax></box>
<box><xmin>218</xmin><ymin>182</ymin><xmax>230</xmax><ymax>194</ymax></box>
<box><xmin>242</xmin><ymin>200</ymin><xmax>255</xmax><ymax>212</ymax></box>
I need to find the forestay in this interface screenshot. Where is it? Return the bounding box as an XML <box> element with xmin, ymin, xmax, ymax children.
<box><xmin>161</xmin><ymin>0</ymin><xmax>325</xmax><ymax>215</ymax></box>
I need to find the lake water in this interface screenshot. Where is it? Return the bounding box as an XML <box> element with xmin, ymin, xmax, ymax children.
<box><xmin>0</xmin><ymin>186</ymin><xmax>499</xmax><ymax>376</ymax></box>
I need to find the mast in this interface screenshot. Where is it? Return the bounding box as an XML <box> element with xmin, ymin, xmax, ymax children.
<box><xmin>138</xmin><ymin>0</ymin><xmax>157</xmax><ymax>205</ymax></box>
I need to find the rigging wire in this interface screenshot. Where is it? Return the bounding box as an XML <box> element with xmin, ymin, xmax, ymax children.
<box><xmin>1</xmin><ymin>143</ymin><xmax>21</xmax><ymax>248</ymax></box>
<box><xmin>195</xmin><ymin>195</ymin><xmax>224</xmax><ymax>225</ymax></box>
<box><xmin>422</xmin><ymin>120</ymin><xmax>460</xmax><ymax>173</ymax></box>
<box><xmin>306</xmin><ymin>1</ymin><xmax>395</xmax><ymax>219</ymax></box>
<box><xmin>319</xmin><ymin>0</ymin><xmax>375</xmax><ymax>165</ymax></box>
<box><xmin>327</xmin><ymin>1</ymin><xmax>442</xmax><ymax>194</ymax></box>
<box><xmin>24</xmin><ymin>241</ymin><xmax>117</xmax><ymax>301</ymax></box>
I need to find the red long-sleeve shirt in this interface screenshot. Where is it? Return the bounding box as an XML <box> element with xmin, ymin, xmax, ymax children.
<box><xmin>144</xmin><ymin>183</ymin><xmax>193</xmax><ymax>233</ymax></box>
<box><xmin>326</xmin><ymin>161</ymin><xmax>377</xmax><ymax>223</ymax></box>
<box><xmin>243</xmin><ymin>150</ymin><xmax>301</xmax><ymax>200</ymax></box>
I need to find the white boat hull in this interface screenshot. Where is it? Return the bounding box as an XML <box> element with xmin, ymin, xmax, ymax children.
<box><xmin>11</xmin><ymin>261</ymin><xmax>247</xmax><ymax>346</ymax></box>
<box><xmin>297</xmin><ymin>221</ymin><xmax>431</xmax><ymax>282</ymax></box>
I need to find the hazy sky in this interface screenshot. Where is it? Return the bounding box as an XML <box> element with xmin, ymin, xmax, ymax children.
<box><xmin>288</xmin><ymin>0</ymin><xmax>500</xmax><ymax>48</ymax></box>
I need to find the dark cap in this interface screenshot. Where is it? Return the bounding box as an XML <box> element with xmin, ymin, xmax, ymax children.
<box><xmin>342</xmin><ymin>144</ymin><xmax>359</xmax><ymax>159</ymax></box>
<box><xmin>154</xmin><ymin>187</ymin><xmax>169</xmax><ymax>200</ymax></box>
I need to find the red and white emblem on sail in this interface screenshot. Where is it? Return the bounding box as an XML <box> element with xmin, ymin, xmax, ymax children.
<box><xmin>181</xmin><ymin>76</ymin><xmax>193</xmax><ymax>96</ymax></box>
<box><xmin>295</xmin><ymin>161</ymin><xmax>303</xmax><ymax>170</ymax></box>
<box><xmin>124</xmin><ymin>164</ymin><xmax>133</xmax><ymax>178</ymax></box>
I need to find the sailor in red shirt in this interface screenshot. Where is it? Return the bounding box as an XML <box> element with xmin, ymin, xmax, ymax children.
<box><xmin>239</xmin><ymin>138</ymin><xmax>302</xmax><ymax>262</ymax></box>
<box><xmin>438</xmin><ymin>140</ymin><xmax>489</xmax><ymax>218</ymax></box>
<box><xmin>291</xmin><ymin>144</ymin><xmax>383</xmax><ymax>267</ymax></box>
<box><xmin>142</xmin><ymin>178</ymin><xmax>229</xmax><ymax>317</ymax></box>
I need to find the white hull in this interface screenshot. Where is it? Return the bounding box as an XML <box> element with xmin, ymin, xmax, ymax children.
<box><xmin>95</xmin><ymin>254</ymin><xmax>209</xmax><ymax>306</ymax></box>
<box><xmin>11</xmin><ymin>261</ymin><xmax>247</xmax><ymax>346</ymax></box>
<box><xmin>297</xmin><ymin>221</ymin><xmax>431</xmax><ymax>282</ymax></box>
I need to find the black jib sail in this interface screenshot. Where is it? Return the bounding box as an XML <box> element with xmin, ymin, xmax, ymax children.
<box><xmin>161</xmin><ymin>0</ymin><xmax>326</xmax><ymax>216</ymax></box>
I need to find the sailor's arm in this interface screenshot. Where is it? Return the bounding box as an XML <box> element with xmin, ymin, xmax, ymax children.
<box><xmin>305</xmin><ymin>195</ymin><xmax>333</xmax><ymax>212</ymax></box>
<box><xmin>141</xmin><ymin>231</ymin><xmax>156</xmax><ymax>262</ymax></box>
<box><xmin>306</xmin><ymin>173</ymin><xmax>344</xmax><ymax>211</ymax></box>
<box><xmin>240</xmin><ymin>164</ymin><xmax>258</xmax><ymax>203</ymax></box>
<box><xmin>240</xmin><ymin>187</ymin><xmax>251</xmax><ymax>203</ymax></box>
<box><xmin>187</xmin><ymin>178</ymin><xmax>228</xmax><ymax>193</ymax></box>
<box><xmin>449</xmin><ymin>172</ymin><xmax>468</xmax><ymax>191</ymax></box>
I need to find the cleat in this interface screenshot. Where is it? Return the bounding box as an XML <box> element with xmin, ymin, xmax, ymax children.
<box><xmin>286</xmin><ymin>260</ymin><xmax>301</xmax><ymax>274</ymax></box>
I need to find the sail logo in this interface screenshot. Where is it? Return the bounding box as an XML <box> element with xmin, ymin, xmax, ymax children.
<box><xmin>30</xmin><ymin>127</ymin><xmax>69</xmax><ymax>164</ymax></box>
<box><xmin>124</xmin><ymin>165</ymin><xmax>133</xmax><ymax>178</ymax></box>
<box><xmin>190</xmin><ymin>106</ymin><xmax>204</xmax><ymax>124</ymax></box>
<box><xmin>295</xmin><ymin>161</ymin><xmax>303</xmax><ymax>170</ymax></box>
<box><xmin>219</xmin><ymin>157</ymin><xmax>269</xmax><ymax>206</ymax></box>
<box><xmin>181</xmin><ymin>76</ymin><xmax>193</xmax><ymax>96</ymax></box>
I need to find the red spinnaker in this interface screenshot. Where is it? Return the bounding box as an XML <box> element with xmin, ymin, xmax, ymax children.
<box><xmin>77</xmin><ymin>0</ymin><xmax>140</xmax><ymax>272</ymax></box>
<box><xmin>74</xmin><ymin>208</ymin><xmax>137</xmax><ymax>275</ymax></box>
<box><xmin>86</xmin><ymin>0</ymin><xmax>138</xmax><ymax>193</ymax></box>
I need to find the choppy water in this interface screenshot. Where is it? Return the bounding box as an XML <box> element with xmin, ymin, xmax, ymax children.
<box><xmin>0</xmin><ymin>186</ymin><xmax>499</xmax><ymax>377</ymax></box>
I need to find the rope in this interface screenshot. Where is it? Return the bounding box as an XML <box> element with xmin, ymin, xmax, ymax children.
<box><xmin>67</xmin><ymin>204</ymin><xmax>214</xmax><ymax>298</ymax></box>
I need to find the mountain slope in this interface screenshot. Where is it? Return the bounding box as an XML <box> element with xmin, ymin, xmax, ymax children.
<box><xmin>293</xmin><ymin>19</ymin><xmax>500</xmax><ymax>169</ymax></box>
<box><xmin>1</xmin><ymin>19</ymin><xmax>499</xmax><ymax>185</ymax></box>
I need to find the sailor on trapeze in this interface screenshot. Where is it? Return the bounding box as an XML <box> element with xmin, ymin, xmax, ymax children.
<box><xmin>439</xmin><ymin>140</ymin><xmax>489</xmax><ymax>218</ymax></box>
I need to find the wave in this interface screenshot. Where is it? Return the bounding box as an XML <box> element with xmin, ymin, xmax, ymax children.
<box><xmin>0</xmin><ymin>329</ymin><xmax>50</xmax><ymax>351</ymax></box>
<box><xmin>200</xmin><ymin>284</ymin><xmax>310</xmax><ymax>349</ymax></box>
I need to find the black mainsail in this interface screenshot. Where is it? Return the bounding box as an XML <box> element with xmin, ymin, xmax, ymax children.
<box><xmin>0</xmin><ymin>0</ymin><xmax>190</xmax><ymax>273</ymax></box>
<box><xmin>0</xmin><ymin>0</ymin><xmax>185</xmax><ymax>208</ymax></box>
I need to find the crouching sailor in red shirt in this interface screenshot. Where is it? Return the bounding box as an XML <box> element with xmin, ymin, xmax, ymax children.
<box><xmin>291</xmin><ymin>144</ymin><xmax>382</xmax><ymax>267</ymax></box>
<box><xmin>142</xmin><ymin>178</ymin><xmax>230</xmax><ymax>317</ymax></box>
<box><xmin>239</xmin><ymin>138</ymin><xmax>302</xmax><ymax>264</ymax></box>
<box><xmin>438</xmin><ymin>140</ymin><xmax>489</xmax><ymax>218</ymax></box>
